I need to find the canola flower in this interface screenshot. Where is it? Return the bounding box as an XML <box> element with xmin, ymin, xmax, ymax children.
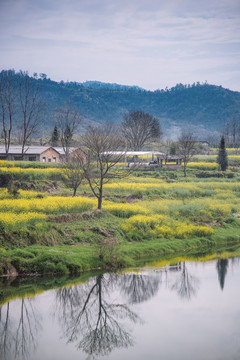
<box><xmin>104</xmin><ymin>181</ymin><xmax>218</xmax><ymax>197</ymax></box>
<box><xmin>103</xmin><ymin>202</ymin><xmax>150</xmax><ymax>217</ymax></box>
<box><xmin>121</xmin><ymin>214</ymin><xmax>214</xmax><ymax>239</ymax></box>
<box><xmin>0</xmin><ymin>196</ymin><xmax>96</xmax><ymax>214</ymax></box>
<box><xmin>122</xmin><ymin>214</ymin><xmax>167</xmax><ymax>229</ymax></box>
<box><xmin>146</xmin><ymin>248</ymin><xmax>240</xmax><ymax>268</ymax></box>
<box><xmin>191</xmin><ymin>155</ymin><xmax>217</xmax><ymax>163</ymax></box>
<box><xmin>0</xmin><ymin>167</ymin><xmax>62</xmax><ymax>175</ymax></box>
<box><xmin>141</xmin><ymin>193</ymin><xmax>240</xmax><ymax>218</ymax></box>
<box><xmin>226</xmin><ymin>148</ymin><xmax>240</xmax><ymax>152</ymax></box>
<box><xmin>188</xmin><ymin>162</ymin><xmax>218</xmax><ymax>169</ymax></box>
<box><xmin>0</xmin><ymin>212</ymin><xmax>46</xmax><ymax>231</ymax></box>
<box><xmin>197</xmin><ymin>182</ymin><xmax>240</xmax><ymax>191</ymax></box>
<box><xmin>0</xmin><ymin>160</ymin><xmax>14</xmax><ymax>167</ymax></box>
<box><xmin>191</xmin><ymin>198</ymin><xmax>239</xmax><ymax>216</ymax></box>
<box><xmin>0</xmin><ymin>188</ymin><xmax>43</xmax><ymax>199</ymax></box>
<box><xmin>1</xmin><ymin>162</ymin><xmax>239</xmax><ymax>239</ymax></box>
<box><xmin>120</xmin><ymin>176</ymin><xmax>164</xmax><ymax>184</ymax></box>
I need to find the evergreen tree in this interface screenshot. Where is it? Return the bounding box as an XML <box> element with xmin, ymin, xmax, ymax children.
<box><xmin>217</xmin><ymin>136</ymin><xmax>228</xmax><ymax>171</ymax></box>
<box><xmin>169</xmin><ymin>142</ymin><xmax>176</xmax><ymax>155</ymax></box>
<box><xmin>50</xmin><ymin>125</ymin><xmax>59</xmax><ymax>146</ymax></box>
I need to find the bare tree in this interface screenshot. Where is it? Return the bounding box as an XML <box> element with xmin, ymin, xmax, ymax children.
<box><xmin>62</xmin><ymin>150</ymin><xmax>85</xmax><ymax>196</ymax></box>
<box><xmin>0</xmin><ymin>299</ymin><xmax>41</xmax><ymax>360</ymax></box>
<box><xmin>57</xmin><ymin>104</ymin><xmax>81</xmax><ymax>160</ymax></box>
<box><xmin>0</xmin><ymin>70</ymin><xmax>17</xmax><ymax>159</ymax></box>
<box><xmin>18</xmin><ymin>71</ymin><xmax>44</xmax><ymax>158</ymax></box>
<box><xmin>0</xmin><ymin>302</ymin><xmax>12</xmax><ymax>360</ymax></box>
<box><xmin>119</xmin><ymin>273</ymin><xmax>160</xmax><ymax>304</ymax></box>
<box><xmin>232</xmin><ymin>117</ymin><xmax>238</xmax><ymax>148</ymax></box>
<box><xmin>178</xmin><ymin>132</ymin><xmax>196</xmax><ymax>177</ymax></box>
<box><xmin>171</xmin><ymin>262</ymin><xmax>199</xmax><ymax>300</ymax></box>
<box><xmin>222</xmin><ymin>120</ymin><xmax>230</xmax><ymax>145</ymax></box>
<box><xmin>122</xmin><ymin>110</ymin><xmax>162</xmax><ymax>151</ymax></box>
<box><xmin>222</xmin><ymin>114</ymin><xmax>240</xmax><ymax>148</ymax></box>
<box><xmin>56</xmin><ymin>274</ymin><xmax>140</xmax><ymax>358</ymax></box>
<box><xmin>79</xmin><ymin>124</ymin><xmax>127</xmax><ymax>210</ymax></box>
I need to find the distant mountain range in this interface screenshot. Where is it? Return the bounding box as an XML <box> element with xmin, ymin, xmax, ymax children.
<box><xmin>1</xmin><ymin>71</ymin><xmax>240</xmax><ymax>139</ymax></box>
<box><xmin>81</xmin><ymin>81</ymin><xmax>145</xmax><ymax>92</ymax></box>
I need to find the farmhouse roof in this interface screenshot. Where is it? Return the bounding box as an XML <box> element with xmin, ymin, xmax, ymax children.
<box><xmin>53</xmin><ymin>147</ymin><xmax>78</xmax><ymax>155</ymax></box>
<box><xmin>0</xmin><ymin>146</ymin><xmax>81</xmax><ymax>156</ymax></box>
<box><xmin>0</xmin><ymin>146</ymin><xmax>59</xmax><ymax>155</ymax></box>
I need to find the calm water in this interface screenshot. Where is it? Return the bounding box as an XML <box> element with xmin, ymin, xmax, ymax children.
<box><xmin>0</xmin><ymin>254</ymin><xmax>240</xmax><ymax>360</ymax></box>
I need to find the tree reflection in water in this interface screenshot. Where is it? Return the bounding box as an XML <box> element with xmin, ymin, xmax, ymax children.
<box><xmin>0</xmin><ymin>298</ymin><xmax>41</xmax><ymax>360</ymax></box>
<box><xmin>56</xmin><ymin>273</ymin><xmax>142</xmax><ymax>358</ymax></box>
<box><xmin>217</xmin><ymin>259</ymin><xmax>229</xmax><ymax>290</ymax></box>
<box><xmin>171</xmin><ymin>262</ymin><xmax>200</xmax><ymax>300</ymax></box>
<box><xmin>118</xmin><ymin>273</ymin><xmax>161</xmax><ymax>304</ymax></box>
<box><xmin>1</xmin><ymin>256</ymin><xmax>238</xmax><ymax>359</ymax></box>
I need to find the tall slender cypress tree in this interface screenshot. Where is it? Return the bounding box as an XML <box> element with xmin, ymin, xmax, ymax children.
<box><xmin>217</xmin><ymin>136</ymin><xmax>228</xmax><ymax>171</ymax></box>
<box><xmin>50</xmin><ymin>125</ymin><xmax>60</xmax><ymax>147</ymax></box>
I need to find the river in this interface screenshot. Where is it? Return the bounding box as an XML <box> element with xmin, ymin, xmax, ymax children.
<box><xmin>0</xmin><ymin>250</ymin><xmax>240</xmax><ymax>360</ymax></box>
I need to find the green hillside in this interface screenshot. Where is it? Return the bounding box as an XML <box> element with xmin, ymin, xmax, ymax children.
<box><xmin>1</xmin><ymin>71</ymin><xmax>240</xmax><ymax>136</ymax></box>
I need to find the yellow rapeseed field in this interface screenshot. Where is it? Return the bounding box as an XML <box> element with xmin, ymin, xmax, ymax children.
<box><xmin>0</xmin><ymin>196</ymin><xmax>96</xmax><ymax>213</ymax></box>
<box><xmin>0</xmin><ymin>188</ymin><xmax>43</xmax><ymax>199</ymax></box>
<box><xmin>1</xmin><ymin>157</ymin><xmax>240</xmax><ymax>240</ymax></box>
<box><xmin>0</xmin><ymin>211</ymin><xmax>47</xmax><ymax>231</ymax></box>
<box><xmin>121</xmin><ymin>214</ymin><xmax>214</xmax><ymax>239</ymax></box>
<box><xmin>103</xmin><ymin>202</ymin><xmax>150</xmax><ymax>217</ymax></box>
<box><xmin>188</xmin><ymin>162</ymin><xmax>218</xmax><ymax>169</ymax></box>
<box><xmin>0</xmin><ymin>166</ymin><xmax>62</xmax><ymax>175</ymax></box>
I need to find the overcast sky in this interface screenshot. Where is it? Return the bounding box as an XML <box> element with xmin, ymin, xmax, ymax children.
<box><xmin>0</xmin><ymin>0</ymin><xmax>240</xmax><ymax>91</ymax></box>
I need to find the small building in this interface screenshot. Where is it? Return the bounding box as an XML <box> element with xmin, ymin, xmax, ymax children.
<box><xmin>53</xmin><ymin>147</ymin><xmax>80</xmax><ymax>161</ymax></box>
<box><xmin>197</xmin><ymin>141</ymin><xmax>210</xmax><ymax>147</ymax></box>
<box><xmin>102</xmin><ymin>151</ymin><xmax>165</xmax><ymax>166</ymax></box>
<box><xmin>156</xmin><ymin>155</ymin><xmax>183</xmax><ymax>169</ymax></box>
<box><xmin>0</xmin><ymin>146</ymin><xmax>61</xmax><ymax>162</ymax></box>
<box><xmin>53</xmin><ymin>147</ymin><xmax>87</xmax><ymax>164</ymax></box>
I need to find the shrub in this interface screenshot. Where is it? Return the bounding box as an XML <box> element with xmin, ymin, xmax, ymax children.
<box><xmin>55</xmin><ymin>263</ymin><xmax>69</xmax><ymax>274</ymax></box>
<box><xmin>0</xmin><ymin>173</ymin><xmax>12</xmax><ymax>187</ymax></box>
<box><xmin>43</xmin><ymin>262</ymin><xmax>56</xmax><ymax>273</ymax></box>
<box><xmin>195</xmin><ymin>171</ymin><xmax>234</xmax><ymax>178</ymax></box>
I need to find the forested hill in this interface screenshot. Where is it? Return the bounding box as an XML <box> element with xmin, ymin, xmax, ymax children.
<box><xmin>1</xmin><ymin>71</ymin><xmax>240</xmax><ymax>136</ymax></box>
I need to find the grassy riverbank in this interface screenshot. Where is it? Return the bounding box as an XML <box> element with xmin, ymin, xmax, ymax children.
<box><xmin>1</xmin><ymin>206</ymin><xmax>240</xmax><ymax>276</ymax></box>
<box><xmin>1</xmin><ymin>244</ymin><xmax>240</xmax><ymax>306</ymax></box>
<box><xmin>1</xmin><ymin>156</ymin><xmax>240</xmax><ymax>276</ymax></box>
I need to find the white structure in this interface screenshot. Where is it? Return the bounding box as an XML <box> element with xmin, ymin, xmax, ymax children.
<box><xmin>101</xmin><ymin>151</ymin><xmax>165</xmax><ymax>166</ymax></box>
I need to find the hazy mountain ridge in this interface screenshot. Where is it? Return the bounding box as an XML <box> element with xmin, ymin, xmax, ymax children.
<box><xmin>1</xmin><ymin>71</ymin><xmax>240</xmax><ymax>137</ymax></box>
<box><xmin>81</xmin><ymin>81</ymin><xmax>145</xmax><ymax>92</ymax></box>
